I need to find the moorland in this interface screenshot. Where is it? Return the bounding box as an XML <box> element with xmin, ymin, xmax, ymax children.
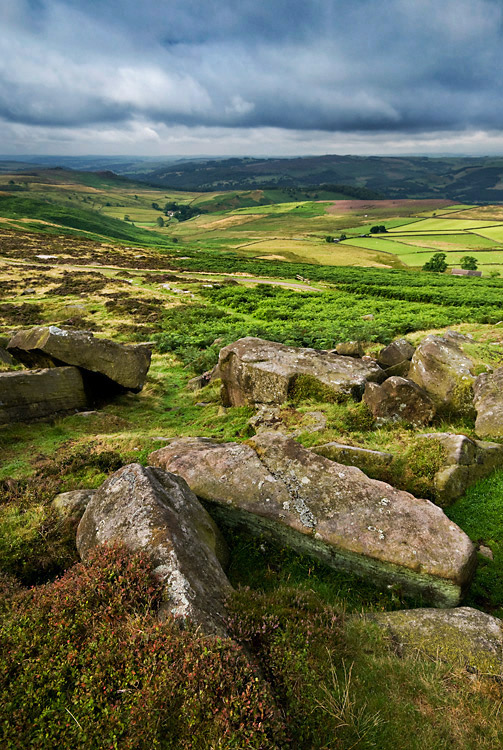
<box><xmin>1</xmin><ymin>164</ymin><xmax>503</xmax><ymax>749</ymax></box>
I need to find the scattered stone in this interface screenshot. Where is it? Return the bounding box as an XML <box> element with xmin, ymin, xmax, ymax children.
<box><xmin>75</xmin><ymin>410</ymin><xmax>98</xmax><ymax>417</ymax></box>
<box><xmin>377</xmin><ymin>339</ymin><xmax>415</xmax><ymax>370</ymax></box>
<box><xmin>0</xmin><ymin>366</ymin><xmax>88</xmax><ymax>425</ymax></box>
<box><xmin>313</xmin><ymin>442</ymin><xmax>393</xmax><ymax>472</ymax></box>
<box><xmin>479</xmin><ymin>545</ymin><xmax>494</xmax><ymax>561</ymax></box>
<box><xmin>417</xmin><ymin>432</ymin><xmax>503</xmax><ymax>505</ymax></box>
<box><xmin>20</xmin><ymin>288</ymin><xmax>36</xmax><ymax>296</ymax></box>
<box><xmin>335</xmin><ymin>341</ymin><xmax>364</xmax><ymax>357</ymax></box>
<box><xmin>362</xmin><ymin>314</ymin><xmax>374</xmax><ymax>320</ymax></box>
<box><xmin>218</xmin><ymin>337</ymin><xmax>384</xmax><ymax>407</ymax></box>
<box><xmin>368</xmin><ymin>607</ymin><xmax>503</xmax><ymax>676</ymax></box>
<box><xmin>53</xmin><ymin>489</ymin><xmax>95</xmax><ymax>523</ymax></box>
<box><xmin>150</xmin><ymin>432</ymin><xmax>476</xmax><ymax>607</ymax></box>
<box><xmin>8</xmin><ymin>326</ymin><xmax>152</xmax><ymax>392</ymax></box>
<box><xmin>363</xmin><ymin>376</ymin><xmax>436</xmax><ymax>426</ymax></box>
<box><xmin>444</xmin><ymin>330</ymin><xmax>474</xmax><ymax>344</ymax></box>
<box><xmin>77</xmin><ymin>464</ymin><xmax>231</xmax><ymax>636</ymax></box>
<box><xmin>473</xmin><ymin>367</ymin><xmax>503</xmax><ymax>438</ymax></box>
<box><xmin>408</xmin><ymin>334</ymin><xmax>475</xmax><ymax>414</ymax></box>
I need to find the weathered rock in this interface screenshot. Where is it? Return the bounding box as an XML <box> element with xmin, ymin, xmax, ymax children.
<box><xmin>408</xmin><ymin>335</ymin><xmax>475</xmax><ymax>414</ymax></box>
<box><xmin>77</xmin><ymin>464</ymin><xmax>231</xmax><ymax>636</ymax></box>
<box><xmin>417</xmin><ymin>432</ymin><xmax>503</xmax><ymax>505</ymax></box>
<box><xmin>473</xmin><ymin>367</ymin><xmax>503</xmax><ymax>438</ymax></box>
<box><xmin>0</xmin><ymin>347</ymin><xmax>14</xmax><ymax>366</ymax></box>
<box><xmin>53</xmin><ymin>489</ymin><xmax>95</xmax><ymax>523</ymax></box>
<box><xmin>150</xmin><ymin>432</ymin><xmax>477</xmax><ymax>607</ymax></box>
<box><xmin>368</xmin><ymin>607</ymin><xmax>503</xmax><ymax>676</ymax></box>
<box><xmin>0</xmin><ymin>366</ymin><xmax>87</xmax><ymax>425</ymax></box>
<box><xmin>444</xmin><ymin>330</ymin><xmax>474</xmax><ymax>345</ymax></box>
<box><xmin>8</xmin><ymin>326</ymin><xmax>151</xmax><ymax>392</ymax></box>
<box><xmin>218</xmin><ymin>337</ymin><xmax>384</xmax><ymax>407</ymax></box>
<box><xmin>377</xmin><ymin>339</ymin><xmax>415</xmax><ymax>369</ymax></box>
<box><xmin>363</xmin><ymin>376</ymin><xmax>436</xmax><ymax>426</ymax></box>
<box><xmin>335</xmin><ymin>341</ymin><xmax>364</xmax><ymax>357</ymax></box>
<box><xmin>313</xmin><ymin>442</ymin><xmax>393</xmax><ymax>472</ymax></box>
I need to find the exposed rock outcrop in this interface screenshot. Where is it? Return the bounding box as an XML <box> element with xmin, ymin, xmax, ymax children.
<box><xmin>77</xmin><ymin>464</ymin><xmax>231</xmax><ymax>636</ymax></box>
<box><xmin>363</xmin><ymin>376</ymin><xmax>436</xmax><ymax>426</ymax></box>
<box><xmin>0</xmin><ymin>366</ymin><xmax>87</xmax><ymax>425</ymax></box>
<box><xmin>408</xmin><ymin>334</ymin><xmax>475</xmax><ymax>414</ymax></box>
<box><xmin>150</xmin><ymin>432</ymin><xmax>477</xmax><ymax>607</ymax></box>
<box><xmin>417</xmin><ymin>432</ymin><xmax>503</xmax><ymax>505</ymax></box>
<box><xmin>335</xmin><ymin>341</ymin><xmax>364</xmax><ymax>357</ymax></box>
<box><xmin>8</xmin><ymin>326</ymin><xmax>151</xmax><ymax>392</ymax></box>
<box><xmin>218</xmin><ymin>337</ymin><xmax>384</xmax><ymax>407</ymax></box>
<box><xmin>368</xmin><ymin>607</ymin><xmax>503</xmax><ymax>676</ymax></box>
<box><xmin>473</xmin><ymin>367</ymin><xmax>503</xmax><ymax>438</ymax></box>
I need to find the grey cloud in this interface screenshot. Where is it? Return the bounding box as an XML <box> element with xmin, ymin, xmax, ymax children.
<box><xmin>1</xmin><ymin>0</ymin><xmax>503</xmax><ymax>144</ymax></box>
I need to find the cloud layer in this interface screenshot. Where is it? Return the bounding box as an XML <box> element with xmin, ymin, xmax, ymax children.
<box><xmin>1</xmin><ymin>0</ymin><xmax>503</xmax><ymax>154</ymax></box>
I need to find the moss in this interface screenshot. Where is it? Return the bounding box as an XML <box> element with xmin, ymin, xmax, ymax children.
<box><xmin>287</xmin><ymin>374</ymin><xmax>344</xmax><ymax>404</ymax></box>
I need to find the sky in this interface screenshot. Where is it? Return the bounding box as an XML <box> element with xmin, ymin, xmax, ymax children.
<box><xmin>1</xmin><ymin>0</ymin><xmax>503</xmax><ymax>157</ymax></box>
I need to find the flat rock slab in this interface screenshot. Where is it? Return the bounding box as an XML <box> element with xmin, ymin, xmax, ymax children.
<box><xmin>0</xmin><ymin>366</ymin><xmax>87</xmax><ymax>425</ymax></box>
<box><xmin>312</xmin><ymin>442</ymin><xmax>393</xmax><ymax>472</ymax></box>
<box><xmin>473</xmin><ymin>367</ymin><xmax>503</xmax><ymax>438</ymax></box>
<box><xmin>218</xmin><ymin>337</ymin><xmax>384</xmax><ymax>407</ymax></box>
<box><xmin>417</xmin><ymin>432</ymin><xmax>503</xmax><ymax>505</ymax></box>
<box><xmin>408</xmin><ymin>334</ymin><xmax>475</xmax><ymax>414</ymax></box>
<box><xmin>77</xmin><ymin>464</ymin><xmax>232</xmax><ymax>636</ymax></box>
<box><xmin>8</xmin><ymin>326</ymin><xmax>152</xmax><ymax>392</ymax></box>
<box><xmin>363</xmin><ymin>376</ymin><xmax>435</xmax><ymax>426</ymax></box>
<box><xmin>150</xmin><ymin>432</ymin><xmax>477</xmax><ymax>607</ymax></box>
<box><xmin>368</xmin><ymin>607</ymin><xmax>503</xmax><ymax>676</ymax></box>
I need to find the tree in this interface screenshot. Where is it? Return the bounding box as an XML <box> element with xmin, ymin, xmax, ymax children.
<box><xmin>460</xmin><ymin>256</ymin><xmax>478</xmax><ymax>271</ymax></box>
<box><xmin>422</xmin><ymin>252</ymin><xmax>447</xmax><ymax>273</ymax></box>
<box><xmin>325</xmin><ymin>235</ymin><xmax>334</xmax><ymax>243</ymax></box>
<box><xmin>156</xmin><ymin>216</ymin><xmax>164</xmax><ymax>227</ymax></box>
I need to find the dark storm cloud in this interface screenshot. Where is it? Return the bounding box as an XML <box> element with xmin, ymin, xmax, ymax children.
<box><xmin>1</xmin><ymin>0</ymin><xmax>503</xmax><ymax>137</ymax></box>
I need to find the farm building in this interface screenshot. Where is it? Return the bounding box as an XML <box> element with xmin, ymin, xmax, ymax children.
<box><xmin>451</xmin><ymin>269</ymin><xmax>482</xmax><ymax>277</ymax></box>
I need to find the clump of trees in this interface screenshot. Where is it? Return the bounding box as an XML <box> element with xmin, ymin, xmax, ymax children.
<box><xmin>423</xmin><ymin>252</ymin><xmax>447</xmax><ymax>273</ymax></box>
<box><xmin>370</xmin><ymin>225</ymin><xmax>387</xmax><ymax>234</ymax></box>
<box><xmin>460</xmin><ymin>256</ymin><xmax>478</xmax><ymax>271</ymax></box>
<box><xmin>164</xmin><ymin>202</ymin><xmax>206</xmax><ymax>222</ymax></box>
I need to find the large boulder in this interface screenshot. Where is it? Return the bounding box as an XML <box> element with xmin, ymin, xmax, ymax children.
<box><xmin>7</xmin><ymin>326</ymin><xmax>151</xmax><ymax>392</ymax></box>
<box><xmin>77</xmin><ymin>464</ymin><xmax>231</xmax><ymax>636</ymax></box>
<box><xmin>408</xmin><ymin>334</ymin><xmax>475</xmax><ymax>414</ymax></box>
<box><xmin>363</xmin><ymin>376</ymin><xmax>436</xmax><ymax>426</ymax></box>
<box><xmin>368</xmin><ymin>607</ymin><xmax>503</xmax><ymax>676</ymax></box>
<box><xmin>473</xmin><ymin>367</ymin><xmax>503</xmax><ymax>438</ymax></box>
<box><xmin>0</xmin><ymin>366</ymin><xmax>87</xmax><ymax>425</ymax></box>
<box><xmin>150</xmin><ymin>432</ymin><xmax>476</xmax><ymax>607</ymax></box>
<box><xmin>218</xmin><ymin>337</ymin><xmax>384</xmax><ymax>407</ymax></box>
<box><xmin>417</xmin><ymin>432</ymin><xmax>503</xmax><ymax>505</ymax></box>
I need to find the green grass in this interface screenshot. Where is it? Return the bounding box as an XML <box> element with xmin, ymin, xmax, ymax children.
<box><xmin>447</xmin><ymin>470</ymin><xmax>503</xmax><ymax>617</ymax></box>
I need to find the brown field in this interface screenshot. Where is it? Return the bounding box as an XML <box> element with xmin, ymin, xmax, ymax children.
<box><xmin>325</xmin><ymin>199</ymin><xmax>456</xmax><ymax>215</ymax></box>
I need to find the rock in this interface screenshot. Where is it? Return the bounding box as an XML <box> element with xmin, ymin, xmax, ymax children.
<box><xmin>187</xmin><ymin>374</ymin><xmax>209</xmax><ymax>391</ymax></box>
<box><xmin>7</xmin><ymin>326</ymin><xmax>152</xmax><ymax>392</ymax></box>
<box><xmin>362</xmin><ymin>314</ymin><xmax>374</xmax><ymax>320</ymax></box>
<box><xmin>335</xmin><ymin>341</ymin><xmax>364</xmax><ymax>357</ymax></box>
<box><xmin>218</xmin><ymin>337</ymin><xmax>385</xmax><ymax>407</ymax></box>
<box><xmin>0</xmin><ymin>347</ymin><xmax>14</xmax><ymax>366</ymax></box>
<box><xmin>53</xmin><ymin>489</ymin><xmax>95</xmax><ymax>523</ymax></box>
<box><xmin>377</xmin><ymin>339</ymin><xmax>415</xmax><ymax>369</ymax></box>
<box><xmin>368</xmin><ymin>607</ymin><xmax>503</xmax><ymax>676</ymax></box>
<box><xmin>248</xmin><ymin>405</ymin><xmax>283</xmax><ymax>432</ymax></box>
<box><xmin>150</xmin><ymin>432</ymin><xmax>477</xmax><ymax>607</ymax></box>
<box><xmin>363</xmin><ymin>376</ymin><xmax>436</xmax><ymax>426</ymax></box>
<box><xmin>0</xmin><ymin>367</ymin><xmax>88</xmax><ymax>425</ymax></box>
<box><xmin>473</xmin><ymin>367</ymin><xmax>503</xmax><ymax>438</ymax></box>
<box><xmin>313</xmin><ymin>442</ymin><xmax>393</xmax><ymax>472</ymax></box>
<box><xmin>408</xmin><ymin>334</ymin><xmax>476</xmax><ymax>414</ymax></box>
<box><xmin>77</xmin><ymin>464</ymin><xmax>231</xmax><ymax>636</ymax></box>
<box><xmin>417</xmin><ymin>432</ymin><xmax>503</xmax><ymax>505</ymax></box>
<box><xmin>444</xmin><ymin>330</ymin><xmax>474</xmax><ymax>344</ymax></box>
<box><xmin>479</xmin><ymin>545</ymin><xmax>494</xmax><ymax>561</ymax></box>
